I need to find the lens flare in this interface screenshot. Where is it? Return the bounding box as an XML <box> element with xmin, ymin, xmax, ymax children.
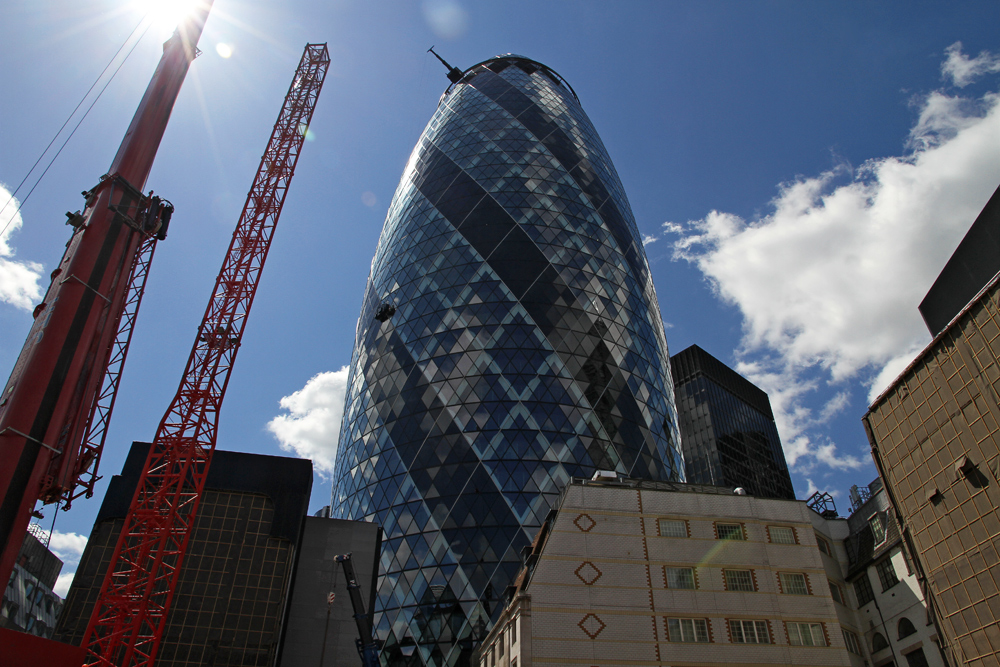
<box><xmin>135</xmin><ymin>0</ymin><xmax>203</xmax><ymax>36</ymax></box>
<box><xmin>215</xmin><ymin>43</ymin><xmax>233</xmax><ymax>58</ymax></box>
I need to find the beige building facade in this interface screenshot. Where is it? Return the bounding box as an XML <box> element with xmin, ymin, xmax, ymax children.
<box><xmin>864</xmin><ymin>274</ymin><xmax>1000</xmax><ymax>667</ymax></box>
<box><xmin>478</xmin><ymin>478</ymin><xmax>870</xmax><ymax>667</ymax></box>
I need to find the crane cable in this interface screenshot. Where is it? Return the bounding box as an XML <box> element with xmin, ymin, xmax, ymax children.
<box><xmin>0</xmin><ymin>14</ymin><xmax>154</xmax><ymax>237</ymax></box>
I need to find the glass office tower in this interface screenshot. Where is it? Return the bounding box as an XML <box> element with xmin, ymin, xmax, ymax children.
<box><xmin>670</xmin><ymin>345</ymin><xmax>795</xmax><ymax>500</ymax></box>
<box><xmin>332</xmin><ymin>55</ymin><xmax>682</xmax><ymax>666</ymax></box>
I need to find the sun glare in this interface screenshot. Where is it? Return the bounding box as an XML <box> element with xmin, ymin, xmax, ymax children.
<box><xmin>136</xmin><ymin>0</ymin><xmax>203</xmax><ymax>35</ymax></box>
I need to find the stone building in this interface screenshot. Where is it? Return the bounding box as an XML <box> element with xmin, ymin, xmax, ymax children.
<box><xmin>477</xmin><ymin>476</ymin><xmax>865</xmax><ymax>667</ymax></box>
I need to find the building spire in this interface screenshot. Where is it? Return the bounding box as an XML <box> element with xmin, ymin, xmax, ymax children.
<box><xmin>428</xmin><ymin>46</ymin><xmax>464</xmax><ymax>83</ymax></box>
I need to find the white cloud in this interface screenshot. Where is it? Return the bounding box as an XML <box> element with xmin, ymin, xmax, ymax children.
<box><xmin>943</xmin><ymin>42</ymin><xmax>1000</xmax><ymax>87</ymax></box>
<box><xmin>54</xmin><ymin>571</ymin><xmax>76</xmax><ymax>597</ymax></box>
<box><xmin>0</xmin><ymin>183</ymin><xmax>44</xmax><ymax>310</ymax></box>
<box><xmin>267</xmin><ymin>367</ymin><xmax>350</xmax><ymax>477</ymax></box>
<box><xmin>664</xmin><ymin>47</ymin><xmax>1000</xmax><ymax>472</ymax></box>
<box><xmin>29</xmin><ymin>527</ymin><xmax>88</xmax><ymax>597</ymax></box>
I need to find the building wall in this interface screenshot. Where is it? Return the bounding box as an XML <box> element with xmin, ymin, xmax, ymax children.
<box><xmin>842</xmin><ymin>484</ymin><xmax>947</xmax><ymax>667</ymax></box>
<box><xmin>277</xmin><ymin>516</ymin><xmax>382</xmax><ymax>667</ymax></box>
<box><xmin>331</xmin><ymin>54</ymin><xmax>682</xmax><ymax>666</ymax></box>
<box><xmin>1</xmin><ymin>529</ymin><xmax>64</xmax><ymax>639</ymax></box>
<box><xmin>864</xmin><ymin>276</ymin><xmax>1000</xmax><ymax>666</ymax></box>
<box><xmin>671</xmin><ymin>345</ymin><xmax>795</xmax><ymax>499</ymax></box>
<box><xmin>481</xmin><ymin>480</ymin><xmax>858</xmax><ymax>667</ymax></box>
<box><xmin>54</xmin><ymin>443</ymin><xmax>312</xmax><ymax>667</ymax></box>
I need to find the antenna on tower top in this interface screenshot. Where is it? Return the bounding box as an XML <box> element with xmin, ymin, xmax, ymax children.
<box><xmin>428</xmin><ymin>46</ymin><xmax>464</xmax><ymax>83</ymax></box>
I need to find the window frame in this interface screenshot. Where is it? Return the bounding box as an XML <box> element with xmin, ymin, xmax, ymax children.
<box><xmin>729</xmin><ymin>619</ymin><xmax>770</xmax><ymax>644</ymax></box>
<box><xmin>787</xmin><ymin>621</ymin><xmax>826</xmax><ymax>647</ymax></box>
<box><xmin>658</xmin><ymin>518</ymin><xmax>689</xmax><ymax>538</ymax></box>
<box><xmin>768</xmin><ymin>525</ymin><xmax>797</xmax><ymax>545</ymax></box>
<box><xmin>716</xmin><ymin>522</ymin><xmax>745</xmax><ymax>541</ymax></box>
<box><xmin>724</xmin><ymin>569</ymin><xmax>756</xmax><ymax>592</ymax></box>
<box><xmin>876</xmin><ymin>557</ymin><xmax>900</xmax><ymax>592</ymax></box>
<box><xmin>666</xmin><ymin>617</ymin><xmax>711</xmax><ymax>643</ymax></box>
<box><xmin>828</xmin><ymin>580</ymin><xmax>844</xmax><ymax>605</ymax></box>
<box><xmin>842</xmin><ymin>628</ymin><xmax>862</xmax><ymax>655</ymax></box>
<box><xmin>816</xmin><ymin>534</ymin><xmax>832</xmax><ymax>556</ymax></box>
<box><xmin>853</xmin><ymin>572</ymin><xmax>875</xmax><ymax>607</ymax></box>
<box><xmin>869</xmin><ymin>512</ymin><xmax>887</xmax><ymax>545</ymax></box>
<box><xmin>778</xmin><ymin>572</ymin><xmax>810</xmax><ymax>595</ymax></box>
<box><xmin>664</xmin><ymin>566</ymin><xmax>697</xmax><ymax>590</ymax></box>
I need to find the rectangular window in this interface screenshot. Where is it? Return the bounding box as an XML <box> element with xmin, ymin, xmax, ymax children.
<box><xmin>658</xmin><ymin>519</ymin><xmax>688</xmax><ymax>538</ymax></box>
<box><xmin>717</xmin><ymin>523</ymin><xmax>744</xmax><ymax>540</ymax></box>
<box><xmin>816</xmin><ymin>535</ymin><xmax>832</xmax><ymax>555</ymax></box>
<box><xmin>729</xmin><ymin>619</ymin><xmax>770</xmax><ymax>644</ymax></box>
<box><xmin>511</xmin><ymin>659</ymin><xmax>517</xmax><ymax>667</ymax></box>
<box><xmin>499</xmin><ymin>635</ymin><xmax>504</xmax><ymax>656</ymax></box>
<box><xmin>665</xmin><ymin>567</ymin><xmax>696</xmax><ymax>589</ymax></box>
<box><xmin>779</xmin><ymin>572</ymin><xmax>809</xmax><ymax>595</ymax></box>
<box><xmin>725</xmin><ymin>569</ymin><xmax>755</xmax><ymax>592</ymax></box>
<box><xmin>842</xmin><ymin>628</ymin><xmax>862</xmax><ymax>655</ymax></box>
<box><xmin>853</xmin><ymin>573</ymin><xmax>874</xmax><ymax>606</ymax></box>
<box><xmin>828</xmin><ymin>581</ymin><xmax>843</xmax><ymax>604</ymax></box>
<box><xmin>787</xmin><ymin>622</ymin><xmax>826</xmax><ymax>646</ymax></box>
<box><xmin>876</xmin><ymin>558</ymin><xmax>899</xmax><ymax>591</ymax></box>
<box><xmin>869</xmin><ymin>513</ymin><xmax>886</xmax><ymax>544</ymax></box>
<box><xmin>770</xmin><ymin>526</ymin><xmax>796</xmax><ymax>544</ymax></box>
<box><xmin>667</xmin><ymin>618</ymin><xmax>710</xmax><ymax>643</ymax></box>
<box><xmin>511</xmin><ymin>620</ymin><xmax>516</xmax><ymax>643</ymax></box>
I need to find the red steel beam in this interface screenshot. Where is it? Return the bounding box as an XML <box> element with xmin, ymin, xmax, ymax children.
<box><xmin>0</xmin><ymin>3</ymin><xmax>213</xmax><ymax>590</ymax></box>
<box><xmin>82</xmin><ymin>43</ymin><xmax>330</xmax><ymax>667</ymax></box>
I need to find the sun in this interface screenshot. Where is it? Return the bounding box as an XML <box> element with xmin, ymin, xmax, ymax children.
<box><xmin>135</xmin><ymin>0</ymin><xmax>205</xmax><ymax>35</ymax></box>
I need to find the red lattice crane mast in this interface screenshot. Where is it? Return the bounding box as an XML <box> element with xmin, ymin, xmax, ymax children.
<box><xmin>82</xmin><ymin>43</ymin><xmax>330</xmax><ymax>667</ymax></box>
<box><xmin>0</xmin><ymin>3</ymin><xmax>214</xmax><ymax>590</ymax></box>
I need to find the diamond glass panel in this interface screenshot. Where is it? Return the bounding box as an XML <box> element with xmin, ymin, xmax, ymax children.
<box><xmin>331</xmin><ymin>55</ymin><xmax>682</xmax><ymax>667</ymax></box>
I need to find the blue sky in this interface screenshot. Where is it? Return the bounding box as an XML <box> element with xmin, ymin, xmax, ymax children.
<box><xmin>1</xmin><ymin>0</ymin><xmax>998</xmax><ymax>594</ymax></box>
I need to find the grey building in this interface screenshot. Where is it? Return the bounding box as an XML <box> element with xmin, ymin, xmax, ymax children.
<box><xmin>2</xmin><ymin>524</ymin><xmax>64</xmax><ymax>639</ymax></box>
<box><xmin>671</xmin><ymin>344</ymin><xmax>795</xmax><ymax>500</ymax></box>
<box><xmin>278</xmin><ymin>515</ymin><xmax>382</xmax><ymax>667</ymax></box>
<box><xmin>331</xmin><ymin>54</ymin><xmax>682</xmax><ymax>666</ymax></box>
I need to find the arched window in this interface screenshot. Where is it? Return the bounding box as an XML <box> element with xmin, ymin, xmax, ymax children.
<box><xmin>872</xmin><ymin>632</ymin><xmax>890</xmax><ymax>652</ymax></box>
<box><xmin>898</xmin><ymin>617</ymin><xmax>917</xmax><ymax>639</ymax></box>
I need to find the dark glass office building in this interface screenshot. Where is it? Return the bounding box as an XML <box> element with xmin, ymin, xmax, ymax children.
<box><xmin>670</xmin><ymin>345</ymin><xmax>795</xmax><ymax>500</ymax></box>
<box><xmin>331</xmin><ymin>55</ymin><xmax>682</xmax><ymax>666</ymax></box>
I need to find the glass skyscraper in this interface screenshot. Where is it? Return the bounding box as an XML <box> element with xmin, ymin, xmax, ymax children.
<box><xmin>670</xmin><ymin>344</ymin><xmax>795</xmax><ymax>500</ymax></box>
<box><xmin>331</xmin><ymin>54</ymin><xmax>682</xmax><ymax>666</ymax></box>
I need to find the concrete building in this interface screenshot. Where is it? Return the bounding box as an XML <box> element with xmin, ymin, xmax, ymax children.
<box><xmin>277</xmin><ymin>514</ymin><xmax>382</xmax><ymax>667</ymax></box>
<box><xmin>331</xmin><ymin>54</ymin><xmax>682</xmax><ymax>665</ymax></box>
<box><xmin>671</xmin><ymin>344</ymin><xmax>796</xmax><ymax>500</ymax></box>
<box><xmin>1</xmin><ymin>523</ymin><xmax>64</xmax><ymax>639</ymax></box>
<box><xmin>864</xmin><ymin>183</ymin><xmax>1000</xmax><ymax>666</ymax></box>
<box><xmin>477</xmin><ymin>476</ymin><xmax>865</xmax><ymax>667</ymax></box>
<box><xmin>843</xmin><ymin>478</ymin><xmax>947</xmax><ymax>667</ymax></box>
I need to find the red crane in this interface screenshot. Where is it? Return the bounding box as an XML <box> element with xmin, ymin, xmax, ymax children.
<box><xmin>0</xmin><ymin>3</ymin><xmax>214</xmax><ymax>590</ymax></box>
<box><xmin>82</xmin><ymin>43</ymin><xmax>330</xmax><ymax>667</ymax></box>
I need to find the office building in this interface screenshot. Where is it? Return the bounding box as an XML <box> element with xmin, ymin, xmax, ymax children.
<box><xmin>864</xmin><ymin>183</ymin><xmax>1000</xmax><ymax>666</ymax></box>
<box><xmin>331</xmin><ymin>54</ymin><xmax>683</xmax><ymax>665</ymax></box>
<box><xmin>671</xmin><ymin>344</ymin><xmax>795</xmax><ymax>499</ymax></box>
<box><xmin>2</xmin><ymin>524</ymin><xmax>64</xmax><ymax>639</ymax></box>
<box><xmin>56</xmin><ymin>442</ymin><xmax>313</xmax><ymax>666</ymax></box>
<box><xmin>478</xmin><ymin>476</ymin><xmax>864</xmax><ymax>667</ymax></box>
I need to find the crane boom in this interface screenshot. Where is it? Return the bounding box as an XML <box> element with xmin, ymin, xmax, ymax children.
<box><xmin>0</xmin><ymin>3</ymin><xmax>212</xmax><ymax>590</ymax></box>
<box><xmin>335</xmin><ymin>554</ymin><xmax>381</xmax><ymax>667</ymax></box>
<box><xmin>82</xmin><ymin>42</ymin><xmax>330</xmax><ymax>667</ymax></box>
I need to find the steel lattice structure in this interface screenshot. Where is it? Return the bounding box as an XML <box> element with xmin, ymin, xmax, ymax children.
<box><xmin>83</xmin><ymin>43</ymin><xmax>330</xmax><ymax>667</ymax></box>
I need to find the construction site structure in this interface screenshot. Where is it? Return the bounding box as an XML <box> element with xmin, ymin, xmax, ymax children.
<box><xmin>0</xmin><ymin>2</ymin><xmax>214</xmax><ymax>592</ymax></box>
<box><xmin>82</xmin><ymin>43</ymin><xmax>330</xmax><ymax>667</ymax></box>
